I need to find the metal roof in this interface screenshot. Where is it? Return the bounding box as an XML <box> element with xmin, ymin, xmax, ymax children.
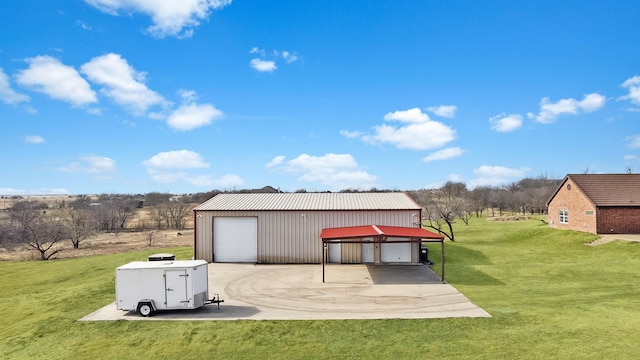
<box><xmin>319</xmin><ymin>225</ymin><xmax>444</xmax><ymax>240</ymax></box>
<box><xmin>548</xmin><ymin>174</ymin><xmax>640</xmax><ymax>206</ymax></box>
<box><xmin>193</xmin><ymin>192</ymin><xmax>421</xmax><ymax>211</ymax></box>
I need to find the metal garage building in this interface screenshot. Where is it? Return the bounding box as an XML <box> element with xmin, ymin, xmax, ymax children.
<box><xmin>193</xmin><ymin>192</ymin><xmax>431</xmax><ymax>264</ymax></box>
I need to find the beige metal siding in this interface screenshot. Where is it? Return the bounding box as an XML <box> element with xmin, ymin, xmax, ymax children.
<box><xmin>341</xmin><ymin>243</ymin><xmax>362</xmax><ymax>263</ymax></box>
<box><xmin>194</xmin><ymin>209</ymin><xmax>417</xmax><ymax>263</ymax></box>
<box><xmin>194</xmin><ymin>211</ymin><xmax>212</xmax><ymax>262</ymax></box>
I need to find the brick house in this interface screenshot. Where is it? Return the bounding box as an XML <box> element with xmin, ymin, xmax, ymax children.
<box><xmin>546</xmin><ymin>174</ymin><xmax>640</xmax><ymax>234</ymax></box>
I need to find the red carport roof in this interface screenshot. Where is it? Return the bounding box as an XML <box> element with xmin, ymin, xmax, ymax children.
<box><xmin>320</xmin><ymin>225</ymin><xmax>444</xmax><ymax>240</ymax></box>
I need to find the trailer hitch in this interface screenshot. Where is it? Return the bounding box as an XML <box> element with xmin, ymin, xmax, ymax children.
<box><xmin>205</xmin><ymin>293</ymin><xmax>224</xmax><ymax>310</ymax></box>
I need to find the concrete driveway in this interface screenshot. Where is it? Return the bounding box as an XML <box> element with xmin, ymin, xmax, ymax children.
<box><xmin>588</xmin><ymin>234</ymin><xmax>640</xmax><ymax>246</ymax></box>
<box><xmin>81</xmin><ymin>263</ymin><xmax>490</xmax><ymax>321</ymax></box>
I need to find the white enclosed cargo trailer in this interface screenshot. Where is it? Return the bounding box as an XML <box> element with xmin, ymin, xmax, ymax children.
<box><xmin>115</xmin><ymin>259</ymin><xmax>220</xmax><ymax>316</ymax></box>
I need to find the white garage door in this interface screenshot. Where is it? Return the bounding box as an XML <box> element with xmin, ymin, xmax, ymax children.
<box><xmin>329</xmin><ymin>243</ymin><xmax>341</xmax><ymax>263</ymax></box>
<box><xmin>381</xmin><ymin>242</ymin><xmax>411</xmax><ymax>263</ymax></box>
<box><xmin>213</xmin><ymin>217</ymin><xmax>257</xmax><ymax>262</ymax></box>
<box><xmin>362</xmin><ymin>243</ymin><xmax>374</xmax><ymax>263</ymax></box>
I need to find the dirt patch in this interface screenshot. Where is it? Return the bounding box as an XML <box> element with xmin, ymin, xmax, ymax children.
<box><xmin>0</xmin><ymin>229</ymin><xmax>193</xmax><ymax>261</ymax></box>
<box><xmin>487</xmin><ymin>216</ymin><xmax>532</xmax><ymax>221</ymax></box>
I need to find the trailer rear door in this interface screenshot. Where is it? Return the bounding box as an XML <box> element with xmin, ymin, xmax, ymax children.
<box><xmin>165</xmin><ymin>270</ymin><xmax>189</xmax><ymax>308</ymax></box>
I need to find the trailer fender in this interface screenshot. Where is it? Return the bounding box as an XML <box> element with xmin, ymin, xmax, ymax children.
<box><xmin>137</xmin><ymin>300</ymin><xmax>156</xmax><ymax>317</ymax></box>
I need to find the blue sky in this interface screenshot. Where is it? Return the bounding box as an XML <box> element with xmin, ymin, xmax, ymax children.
<box><xmin>1</xmin><ymin>0</ymin><xmax>639</xmax><ymax>195</ymax></box>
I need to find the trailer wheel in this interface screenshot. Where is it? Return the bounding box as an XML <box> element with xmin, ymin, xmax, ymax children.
<box><xmin>137</xmin><ymin>302</ymin><xmax>153</xmax><ymax>317</ymax></box>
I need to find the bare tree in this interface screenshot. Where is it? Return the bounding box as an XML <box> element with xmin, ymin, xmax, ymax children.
<box><xmin>144</xmin><ymin>192</ymin><xmax>172</xmax><ymax>207</ymax></box>
<box><xmin>94</xmin><ymin>195</ymin><xmax>141</xmax><ymax>231</ymax></box>
<box><xmin>61</xmin><ymin>207</ymin><xmax>98</xmax><ymax>249</ymax></box>
<box><xmin>147</xmin><ymin>204</ymin><xmax>169</xmax><ymax>230</ymax></box>
<box><xmin>409</xmin><ymin>183</ymin><xmax>467</xmax><ymax>242</ymax></box>
<box><xmin>166</xmin><ymin>201</ymin><xmax>192</xmax><ymax>230</ymax></box>
<box><xmin>458</xmin><ymin>205</ymin><xmax>473</xmax><ymax>225</ymax></box>
<box><xmin>91</xmin><ymin>204</ymin><xmax>116</xmax><ymax>231</ymax></box>
<box><xmin>113</xmin><ymin>199</ymin><xmax>137</xmax><ymax>230</ymax></box>
<box><xmin>23</xmin><ymin>216</ymin><xmax>68</xmax><ymax>260</ymax></box>
<box><xmin>468</xmin><ymin>186</ymin><xmax>493</xmax><ymax>217</ymax></box>
<box><xmin>490</xmin><ymin>189</ymin><xmax>509</xmax><ymax>216</ymax></box>
<box><xmin>503</xmin><ymin>176</ymin><xmax>561</xmax><ymax>215</ymax></box>
<box><xmin>7</xmin><ymin>201</ymin><xmax>68</xmax><ymax>260</ymax></box>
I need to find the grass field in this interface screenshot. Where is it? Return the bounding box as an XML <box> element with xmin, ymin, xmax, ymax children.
<box><xmin>2</xmin><ymin>216</ymin><xmax>640</xmax><ymax>359</ymax></box>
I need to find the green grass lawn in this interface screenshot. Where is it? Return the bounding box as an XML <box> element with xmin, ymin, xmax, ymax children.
<box><xmin>2</xmin><ymin>217</ymin><xmax>640</xmax><ymax>359</ymax></box>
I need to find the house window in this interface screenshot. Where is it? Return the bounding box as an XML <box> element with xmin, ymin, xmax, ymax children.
<box><xmin>559</xmin><ymin>209</ymin><xmax>568</xmax><ymax>224</ymax></box>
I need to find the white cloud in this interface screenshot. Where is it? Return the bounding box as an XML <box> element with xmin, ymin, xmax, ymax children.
<box><xmin>447</xmin><ymin>173</ymin><xmax>465</xmax><ymax>182</ymax></box>
<box><xmin>188</xmin><ymin>174</ymin><xmax>244</xmax><ymax>188</ymax></box>
<box><xmin>282</xmin><ymin>51</ymin><xmax>298</xmax><ymax>64</ymax></box>
<box><xmin>467</xmin><ymin>165</ymin><xmax>530</xmax><ymax>188</ymax></box>
<box><xmin>249</xmin><ymin>47</ymin><xmax>266</xmax><ymax>56</ymax></box>
<box><xmin>25</xmin><ymin>135</ymin><xmax>45</xmax><ymax>144</ymax></box>
<box><xmin>620</xmin><ymin>75</ymin><xmax>640</xmax><ymax>106</ymax></box>
<box><xmin>383</xmin><ymin>107</ymin><xmax>430</xmax><ymax>123</ymax></box>
<box><xmin>579</xmin><ymin>93</ymin><xmax>607</xmax><ymax>112</ymax></box>
<box><xmin>268</xmin><ymin>153</ymin><xmax>377</xmax><ymax>190</ymax></box>
<box><xmin>57</xmin><ymin>155</ymin><xmax>116</xmax><ymax>175</ymax></box>
<box><xmin>144</xmin><ymin>169</ymin><xmax>187</xmax><ymax>183</ymax></box>
<box><xmin>250</xmin><ymin>58</ymin><xmax>277</xmax><ymax>72</ymax></box>
<box><xmin>360</xmin><ymin>108</ymin><xmax>456</xmax><ymax>150</ymax></box>
<box><xmin>474</xmin><ymin>165</ymin><xmax>529</xmax><ymax>178</ymax></box>
<box><xmin>178</xmin><ymin>89</ymin><xmax>197</xmax><ymax>102</ymax></box>
<box><xmin>528</xmin><ymin>93</ymin><xmax>606</xmax><ymax>124</ymax></box>
<box><xmin>249</xmin><ymin>48</ymin><xmax>300</xmax><ymax>72</ymax></box>
<box><xmin>81</xmin><ymin>53</ymin><xmax>165</xmax><ymax>115</ymax></box>
<box><xmin>489</xmin><ymin>113</ymin><xmax>523</xmax><ymax>132</ymax></box>
<box><xmin>15</xmin><ymin>56</ymin><xmax>97</xmax><ymax>107</ymax></box>
<box><xmin>422</xmin><ymin>147</ymin><xmax>464</xmax><ymax>162</ymax></box>
<box><xmin>167</xmin><ymin>103</ymin><xmax>223</xmax><ymax>131</ymax></box>
<box><xmin>76</xmin><ymin>20</ymin><xmax>93</xmax><ymax>31</ymax></box>
<box><xmin>0</xmin><ymin>187</ymin><xmax>69</xmax><ymax>196</ymax></box>
<box><xmin>423</xmin><ymin>173</ymin><xmax>465</xmax><ymax>190</ymax></box>
<box><xmin>265</xmin><ymin>155</ymin><xmax>285</xmax><ymax>168</ymax></box>
<box><xmin>628</xmin><ymin>134</ymin><xmax>640</xmax><ymax>149</ymax></box>
<box><xmin>623</xmin><ymin>154</ymin><xmax>638</xmax><ymax>161</ymax></box>
<box><xmin>142</xmin><ymin>150</ymin><xmax>209</xmax><ymax>170</ymax></box>
<box><xmin>339</xmin><ymin>130</ymin><xmax>363</xmax><ymax>139</ymax></box>
<box><xmin>0</xmin><ymin>67</ymin><xmax>30</xmax><ymax>104</ymax></box>
<box><xmin>142</xmin><ymin>149</ymin><xmax>241</xmax><ymax>187</ymax></box>
<box><xmin>163</xmin><ymin>89</ymin><xmax>223</xmax><ymax>131</ymax></box>
<box><xmin>426</xmin><ymin>105</ymin><xmax>457</xmax><ymax>118</ymax></box>
<box><xmin>84</xmin><ymin>0</ymin><xmax>231</xmax><ymax>38</ymax></box>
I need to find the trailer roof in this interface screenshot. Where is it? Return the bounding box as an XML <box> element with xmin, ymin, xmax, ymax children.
<box><xmin>116</xmin><ymin>260</ymin><xmax>207</xmax><ymax>270</ymax></box>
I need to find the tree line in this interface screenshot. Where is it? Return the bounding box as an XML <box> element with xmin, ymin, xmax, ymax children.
<box><xmin>0</xmin><ymin>192</ymin><xmax>203</xmax><ymax>260</ymax></box>
<box><xmin>408</xmin><ymin>176</ymin><xmax>560</xmax><ymax>241</ymax></box>
<box><xmin>0</xmin><ymin>176</ymin><xmax>561</xmax><ymax>260</ymax></box>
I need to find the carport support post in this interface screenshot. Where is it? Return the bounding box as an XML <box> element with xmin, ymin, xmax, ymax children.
<box><xmin>322</xmin><ymin>241</ymin><xmax>326</xmax><ymax>283</ymax></box>
<box><xmin>441</xmin><ymin>240</ymin><xmax>445</xmax><ymax>283</ymax></box>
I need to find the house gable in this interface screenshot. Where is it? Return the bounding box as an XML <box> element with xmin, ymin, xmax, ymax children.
<box><xmin>547</xmin><ymin>176</ymin><xmax>597</xmax><ymax>233</ymax></box>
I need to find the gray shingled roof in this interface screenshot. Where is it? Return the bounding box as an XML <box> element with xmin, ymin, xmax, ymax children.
<box><xmin>566</xmin><ymin>174</ymin><xmax>640</xmax><ymax>206</ymax></box>
<box><xmin>193</xmin><ymin>192</ymin><xmax>421</xmax><ymax>211</ymax></box>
